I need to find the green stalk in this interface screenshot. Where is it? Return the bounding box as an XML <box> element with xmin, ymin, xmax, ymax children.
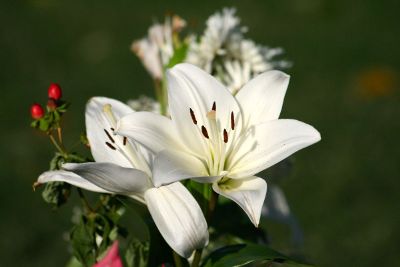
<box><xmin>191</xmin><ymin>249</ymin><xmax>202</xmax><ymax>267</ymax></box>
<box><xmin>173</xmin><ymin>251</ymin><xmax>184</xmax><ymax>267</ymax></box>
<box><xmin>48</xmin><ymin>133</ymin><xmax>67</xmax><ymax>157</ymax></box>
<box><xmin>77</xmin><ymin>188</ymin><xmax>93</xmax><ymax>213</ymax></box>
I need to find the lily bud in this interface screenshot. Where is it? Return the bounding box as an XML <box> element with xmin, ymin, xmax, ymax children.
<box><xmin>30</xmin><ymin>103</ymin><xmax>45</xmax><ymax>119</ymax></box>
<box><xmin>48</xmin><ymin>83</ymin><xmax>62</xmax><ymax>100</ymax></box>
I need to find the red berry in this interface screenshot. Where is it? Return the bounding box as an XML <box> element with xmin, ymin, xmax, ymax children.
<box><xmin>48</xmin><ymin>83</ymin><xmax>62</xmax><ymax>100</ymax></box>
<box><xmin>30</xmin><ymin>103</ymin><xmax>45</xmax><ymax>119</ymax></box>
<box><xmin>47</xmin><ymin>99</ymin><xmax>57</xmax><ymax>110</ymax></box>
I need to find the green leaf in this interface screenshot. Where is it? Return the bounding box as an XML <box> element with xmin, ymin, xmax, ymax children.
<box><xmin>66</xmin><ymin>153</ymin><xmax>91</xmax><ymax>164</ymax></box>
<box><xmin>41</xmin><ymin>181</ymin><xmax>71</xmax><ymax>208</ymax></box>
<box><xmin>166</xmin><ymin>43</ymin><xmax>188</xmax><ymax>68</ymax></box>
<box><xmin>70</xmin><ymin>216</ymin><xmax>97</xmax><ymax>267</ymax></box>
<box><xmin>57</xmin><ymin>101</ymin><xmax>70</xmax><ymax>112</ymax></box>
<box><xmin>49</xmin><ymin>152</ymin><xmax>65</xmax><ymax>170</ymax></box>
<box><xmin>125</xmin><ymin>238</ymin><xmax>150</xmax><ymax>267</ymax></box>
<box><xmin>30</xmin><ymin>120</ymin><xmax>39</xmax><ymax>128</ymax></box>
<box><xmin>38</xmin><ymin>117</ymin><xmax>51</xmax><ymax>131</ymax></box>
<box><xmin>202</xmin><ymin>244</ymin><xmax>314</xmax><ymax>267</ymax></box>
<box><xmin>65</xmin><ymin>256</ymin><xmax>84</xmax><ymax>267</ymax></box>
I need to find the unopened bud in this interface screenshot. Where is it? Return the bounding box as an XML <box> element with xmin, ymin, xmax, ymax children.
<box><xmin>47</xmin><ymin>99</ymin><xmax>57</xmax><ymax>110</ymax></box>
<box><xmin>30</xmin><ymin>103</ymin><xmax>45</xmax><ymax>119</ymax></box>
<box><xmin>48</xmin><ymin>83</ymin><xmax>62</xmax><ymax>100</ymax></box>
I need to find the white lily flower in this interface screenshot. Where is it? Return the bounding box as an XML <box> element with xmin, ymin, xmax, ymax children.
<box><xmin>36</xmin><ymin>97</ymin><xmax>208</xmax><ymax>258</ymax></box>
<box><xmin>117</xmin><ymin>63</ymin><xmax>321</xmax><ymax>227</ymax></box>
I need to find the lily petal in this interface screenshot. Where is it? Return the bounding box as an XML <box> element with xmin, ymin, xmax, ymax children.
<box><xmin>213</xmin><ymin>176</ymin><xmax>267</xmax><ymax>227</ymax></box>
<box><xmin>116</xmin><ymin>111</ymin><xmax>185</xmax><ymax>154</ymax></box>
<box><xmin>167</xmin><ymin>63</ymin><xmax>242</xmax><ymax>157</ymax></box>
<box><xmin>63</xmin><ymin>162</ymin><xmax>152</xmax><ymax>194</ymax></box>
<box><xmin>228</xmin><ymin>119</ymin><xmax>321</xmax><ymax>178</ymax></box>
<box><xmin>152</xmin><ymin>149</ymin><xmax>220</xmax><ymax>187</ymax></box>
<box><xmin>86</xmin><ymin>97</ymin><xmax>134</xmax><ymax>167</ymax></box>
<box><xmin>235</xmin><ymin>70</ymin><xmax>290</xmax><ymax>126</ymax></box>
<box><xmin>37</xmin><ymin>170</ymin><xmax>110</xmax><ymax>193</ymax></box>
<box><xmin>144</xmin><ymin>182</ymin><xmax>209</xmax><ymax>258</ymax></box>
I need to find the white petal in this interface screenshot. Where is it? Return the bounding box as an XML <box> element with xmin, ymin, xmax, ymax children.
<box><xmin>235</xmin><ymin>71</ymin><xmax>289</xmax><ymax>126</ymax></box>
<box><xmin>166</xmin><ymin>63</ymin><xmax>242</xmax><ymax>157</ymax></box>
<box><xmin>152</xmin><ymin>149</ymin><xmax>220</xmax><ymax>187</ymax></box>
<box><xmin>228</xmin><ymin>119</ymin><xmax>321</xmax><ymax>178</ymax></box>
<box><xmin>144</xmin><ymin>182</ymin><xmax>209</xmax><ymax>258</ymax></box>
<box><xmin>63</xmin><ymin>162</ymin><xmax>152</xmax><ymax>194</ymax></box>
<box><xmin>116</xmin><ymin>111</ymin><xmax>185</xmax><ymax>154</ymax></box>
<box><xmin>86</xmin><ymin>97</ymin><xmax>134</xmax><ymax>167</ymax></box>
<box><xmin>213</xmin><ymin>176</ymin><xmax>267</xmax><ymax>227</ymax></box>
<box><xmin>37</xmin><ymin>170</ymin><xmax>110</xmax><ymax>193</ymax></box>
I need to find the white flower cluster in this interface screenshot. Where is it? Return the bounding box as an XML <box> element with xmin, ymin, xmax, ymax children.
<box><xmin>131</xmin><ymin>15</ymin><xmax>186</xmax><ymax>80</ymax></box>
<box><xmin>186</xmin><ymin>8</ymin><xmax>291</xmax><ymax>94</ymax></box>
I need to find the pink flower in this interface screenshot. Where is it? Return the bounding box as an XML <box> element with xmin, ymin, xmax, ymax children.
<box><xmin>93</xmin><ymin>241</ymin><xmax>123</xmax><ymax>267</ymax></box>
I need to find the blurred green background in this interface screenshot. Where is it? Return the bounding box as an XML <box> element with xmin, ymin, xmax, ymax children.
<box><xmin>1</xmin><ymin>0</ymin><xmax>399</xmax><ymax>266</ymax></box>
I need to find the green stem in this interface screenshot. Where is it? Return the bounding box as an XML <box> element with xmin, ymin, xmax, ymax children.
<box><xmin>206</xmin><ymin>190</ymin><xmax>219</xmax><ymax>223</ymax></box>
<box><xmin>191</xmin><ymin>249</ymin><xmax>202</xmax><ymax>267</ymax></box>
<box><xmin>77</xmin><ymin>188</ymin><xmax>93</xmax><ymax>213</ymax></box>
<box><xmin>49</xmin><ymin>134</ymin><xmax>67</xmax><ymax>156</ymax></box>
<box><xmin>173</xmin><ymin>251</ymin><xmax>183</xmax><ymax>267</ymax></box>
<box><xmin>160</xmin><ymin>77</ymin><xmax>168</xmax><ymax>116</ymax></box>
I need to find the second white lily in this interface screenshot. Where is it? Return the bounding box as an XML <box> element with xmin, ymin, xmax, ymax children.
<box><xmin>36</xmin><ymin>97</ymin><xmax>208</xmax><ymax>258</ymax></box>
<box><xmin>116</xmin><ymin>63</ymin><xmax>321</xmax><ymax>227</ymax></box>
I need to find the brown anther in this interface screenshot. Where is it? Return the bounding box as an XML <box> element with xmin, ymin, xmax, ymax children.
<box><xmin>230</xmin><ymin>111</ymin><xmax>235</xmax><ymax>130</ymax></box>
<box><xmin>105</xmin><ymin>142</ymin><xmax>116</xmax><ymax>150</ymax></box>
<box><xmin>223</xmin><ymin>129</ymin><xmax>228</xmax><ymax>143</ymax></box>
<box><xmin>189</xmin><ymin>108</ymin><xmax>197</xmax><ymax>124</ymax></box>
<box><xmin>212</xmin><ymin>101</ymin><xmax>216</xmax><ymax>111</ymax></box>
<box><xmin>110</xmin><ymin>127</ymin><xmax>115</xmax><ymax>131</ymax></box>
<box><xmin>123</xmin><ymin>137</ymin><xmax>127</xmax><ymax>146</ymax></box>
<box><xmin>104</xmin><ymin>129</ymin><xmax>115</xmax><ymax>143</ymax></box>
<box><xmin>201</xmin><ymin>125</ymin><xmax>209</xmax><ymax>139</ymax></box>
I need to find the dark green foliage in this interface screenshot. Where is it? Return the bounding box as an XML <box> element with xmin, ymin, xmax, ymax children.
<box><xmin>41</xmin><ymin>181</ymin><xmax>71</xmax><ymax>208</ymax></box>
<box><xmin>202</xmin><ymin>244</ymin><xmax>314</xmax><ymax>267</ymax></box>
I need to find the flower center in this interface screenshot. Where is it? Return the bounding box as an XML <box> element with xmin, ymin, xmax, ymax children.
<box><xmin>189</xmin><ymin>101</ymin><xmax>236</xmax><ymax>176</ymax></box>
<box><xmin>102</xmin><ymin>104</ymin><xmax>151</xmax><ymax>176</ymax></box>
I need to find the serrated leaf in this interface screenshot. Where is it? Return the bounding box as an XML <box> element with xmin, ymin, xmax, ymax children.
<box><xmin>41</xmin><ymin>181</ymin><xmax>71</xmax><ymax>208</ymax></box>
<box><xmin>49</xmin><ymin>152</ymin><xmax>65</xmax><ymax>170</ymax></box>
<box><xmin>202</xmin><ymin>244</ymin><xmax>314</xmax><ymax>267</ymax></box>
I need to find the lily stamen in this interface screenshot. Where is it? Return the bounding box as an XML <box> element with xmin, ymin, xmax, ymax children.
<box><xmin>105</xmin><ymin>141</ymin><xmax>116</xmax><ymax>150</ymax></box>
<box><xmin>201</xmin><ymin>125</ymin><xmax>209</xmax><ymax>139</ymax></box>
<box><xmin>223</xmin><ymin>129</ymin><xmax>228</xmax><ymax>143</ymax></box>
<box><xmin>189</xmin><ymin>108</ymin><xmax>197</xmax><ymax>124</ymax></box>
<box><xmin>104</xmin><ymin>129</ymin><xmax>115</xmax><ymax>143</ymax></box>
<box><xmin>230</xmin><ymin>111</ymin><xmax>235</xmax><ymax>130</ymax></box>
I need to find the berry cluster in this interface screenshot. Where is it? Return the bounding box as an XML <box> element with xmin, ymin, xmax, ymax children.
<box><xmin>30</xmin><ymin>83</ymin><xmax>63</xmax><ymax>120</ymax></box>
<box><xmin>30</xmin><ymin>83</ymin><xmax>69</xmax><ymax>133</ymax></box>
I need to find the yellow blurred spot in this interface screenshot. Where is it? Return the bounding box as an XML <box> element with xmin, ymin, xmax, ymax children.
<box><xmin>354</xmin><ymin>67</ymin><xmax>397</xmax><ymax>99</ymax></box>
